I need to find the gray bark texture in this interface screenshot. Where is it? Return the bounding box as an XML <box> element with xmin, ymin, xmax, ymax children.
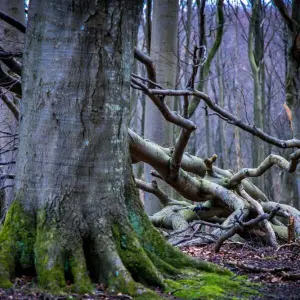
<box><xmin>19</xmin><ymin>0</ymin><xmax>136</xmax><ymax>217</ymax></box>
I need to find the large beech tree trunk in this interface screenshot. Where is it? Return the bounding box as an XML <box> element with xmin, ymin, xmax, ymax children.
<box><xmin>0</xmin><ymin>0</ymin><xmax>227</xmax><ymax>296</ymax></box>
<box><xmin>8</xmin><ymin>0</ymin><xmax>142</xmax><ymax>291</ymax></box>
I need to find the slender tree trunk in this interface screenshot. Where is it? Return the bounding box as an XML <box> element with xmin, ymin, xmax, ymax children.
<box><xmin>274</xmin><ymin>1</ymin><xmax>300</xmax><ymax>208</ymax></box>
<box><xmin>265</xmin><ymin>73</ymin><xmax>274</xmax><ymax>200</ymax></box>
<box><xmin>184</xmin><ymin>0</ymin><xmax>192</xmax><ymax>85</ymax></box>
<box><xmin>144</xmin><ymin>0</ymin><xmax>179</xmax><ymax>215</ymax></box>
<box><xmin>248</xmin><ymin>0</ymin><xmax>265</xmax><ymax>191</ymax></box>
<box><xmin>0</xmin><ymin>0</ymin><xmax>24</xmax><ymax>214</ymax></box>
<box><xmin>145</xmin><ymin>0</ymin><xmax>152</xmax><ymax>55</ymax></box>
<box><xmin>216</xmin><ymin>50</ymin><xmax>227</xmax><ymax>169</ymax></box>
<box><xmin>285</xmin><ymin>30</ymin><xmax>300</xmax><ymax>209</ymax></box>
<box><xmin>233</xmin><ymin>6</ymin><xmax>242</xmax><ymax>170</ymax></box>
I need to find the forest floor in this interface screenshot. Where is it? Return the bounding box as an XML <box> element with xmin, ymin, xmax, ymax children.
<box><xmin>181</xmin><ymin>242</ymin><xmax>300</xmax><ymax>300</ymax></box>
<box><xmin>0</xmin><ymin>243</ymin><xmax>299</xmax><ymax>299</ymax></box>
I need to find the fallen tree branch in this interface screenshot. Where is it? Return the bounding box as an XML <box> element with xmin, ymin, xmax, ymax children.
<box><xmin>215</xmin><ymin>207</ymin><xmax>280</xmax><ymax>252</ymax></box>
<box><xmin>135</xmin><ymin>178</ymin><xmax>172</xmax><ymax>206</ymax></box>
<box><xmin>262</xmin><ymin>202</ymin><xmax>300</xmax><ymax>235</ymax></box>
<box><xmin>169</xmin><ymin>219</ymin><xmax>233</xmax><ymax>238</ymax></box>
<box><xmin>238</xmin><ymin>185</ymin><xmax>277</xmax><ymax>248</ymax></box>
<box><xmin>0</xmin><ymin>10</ymin><xmax>26</xmax><ymax>34</ymax></box>
<box><xmin>276</xmin><ymin>242</ymin><xmax>300</xmax><ymax>251</ymax></box>
<box><xmin>129</xmin><ymin>129</ymin><xmax>245</xmax><ymax>212</ymax></box>
<box><xmin>227</xmin><ymin>261</ymin><xmax>290</xmax><ymax>273</ymax></box>
<box><xmin>281</xmin><ymin>272</ymin><xmax>300</xmax><ymax>280</ymax></box>
<box><xmin>172</xmin><ymin>224</ymin><xmax>202</xmax><ymax>246</ymax></box>
<box><xmin>228</xmin><ymin>153</ymin><xmax>300</xmax><ymax>187</ymax></box>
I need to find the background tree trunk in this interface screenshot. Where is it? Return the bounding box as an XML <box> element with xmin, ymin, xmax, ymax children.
<box><xmin>0</xmin><ymin>0</ymin><xmax>24</xmax><ymax>215</ymax></box>
<box><xmin>274</xmin><ymin>0</ymin><xmax>300</xmax><ymax>208</ymax></box>
<box><xmin>249</xmin><ymin>0</ymin><xmax>265</xmax><ymax>191</ymax></box>
<box><xmin>144</xmin><ymin>0</ymin><xmax>179</xmax><ymax>215</ymax></box>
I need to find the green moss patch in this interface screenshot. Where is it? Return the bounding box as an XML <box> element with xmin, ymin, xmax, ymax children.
<box><xmin>165</xmin><ymin>273</ymin><xmax>258</xmax><ymax>300</ymax></box>
<box><xmin>0</xmin><ymin>199</ymin><xmax>36</xmax><ymax>287</ymax></box>
<box><xmin>113</xmin><ymin>223</ymin><xmax>165</xmax><ymax>288</ymax></box>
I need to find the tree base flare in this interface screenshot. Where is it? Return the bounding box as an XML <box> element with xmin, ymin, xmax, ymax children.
<box><xmin>0</xmin><ymin>199</ymin><xmax>258</xmax><ymax>299</ymax></box>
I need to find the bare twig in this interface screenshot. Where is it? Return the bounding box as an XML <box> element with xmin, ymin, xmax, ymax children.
<box><xmin>0</xmin><ymin>64</ymin><xmax>22</xmax><ymax>97</ymax></box>
<box><xmin>0</xmin><ymin>88</ymin><xmax>20</xmax><ymax>120</ymax></box>
<box><xmin>131</xmin><ymin>78</ymin><xmax>197</xmax><ymax>130</ymax></box>
<box><xmin>0</xmin><ymin>174</ymin><xmax>15</xmax><ymax>180</ymax></box>
<box><xmin>281</xmin><ymin>272</ymin><xmax>300</xmax><ymax>280</ymax></box>
<box><xmin>169</xmin><ymin>129</ymin><xmax>193</xmax><ymax>181</ymax></box>
<box><xmin>276</xmin><ymin>242</ymin><xmax>300</xmax><ymax>251</ymax></box>
<box><xmin>0</xmin><ymin>10</ymin><xmax>26</xmax><ymax>33</ymax></box>
<box><xmin>135</xmin><ymin>178</ymin><xmax>171</xmax><ymax>206</ymax></box>
<box><xmin>150</xmin><ymin>170</ymin><xmax>163</xmax><ymax>180</ymax></box>
<box><xmin>134</xmin><ymin>48</ymin><xmax>156</xmax><ymax>87</ymax></box>
<box><xmin>1</xmin><ymin>184</ymin><xmax>14</xmax><ymax>190</ymax></box>
<box><xmin>215</xmin><ymin>207</ymin><xmax>280</xmax><ymax>252</ymax></box>
<box><xmin>145</xmin><ymin>88</ymin><xmax>300</xmax><ymax>148</ymax></box>
<box><xmin>0</xmin><ymin>161</ymin><xmax>16</xmax><ymax>166</ymax></box>
<box><xmin>131</xmin><ymin>73</ymin><xmax>164</xmax><ymax>90</ymax></box>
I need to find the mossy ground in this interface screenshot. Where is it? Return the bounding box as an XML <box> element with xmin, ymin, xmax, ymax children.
<box><xmin>165</xmin><ymin>273</ymin><xmax>258</xmax><ymax>300</ymax></box>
